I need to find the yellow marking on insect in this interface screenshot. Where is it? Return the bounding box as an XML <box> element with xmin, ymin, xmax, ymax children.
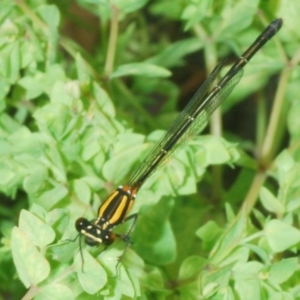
<box><xmin>81</xmin><ymin>230</ymin><xmax>102</xmax><ymax>243</ymax></box>
<box><xmin>109</xmin><ymin>193</ymin><xmax>130</xmax><ymax>224</ymax></box>
<box><xmin>127</xmin><ymin>198</ymin><xmax>134</xmax><ymax>213</ymax></box>
<box><xmin>102</xmin><ymin>221</ymin><xmax>110</xmax><ymax>230</ymax></box>
<box><xmin>98</xmin><ymin>190</ymin><xmax>119</xmax><ymax>217</ymax></box>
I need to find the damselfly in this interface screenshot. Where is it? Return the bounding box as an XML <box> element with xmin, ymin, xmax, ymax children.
<box><xmin>74</xmin><ymin>18</ymin><xmax>282</xmax><ymax>265</ymax></box>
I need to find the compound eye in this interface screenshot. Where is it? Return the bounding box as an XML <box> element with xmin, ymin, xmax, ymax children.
<box><xmin>75</xmin><ymin>218</ymin><xmax>90</xmax><ymax>232</ymax></box>
<box><xmin>103</xmin><ymin>231</ymin><xmax>116</xmax><ymax>246</ymax></box>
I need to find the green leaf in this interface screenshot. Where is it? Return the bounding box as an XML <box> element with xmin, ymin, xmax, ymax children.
<box><xmin>178</xmin><ymin>256</ymin><xmax>206</xmax><ymax>280</ymax></box>
<box><xmin>0</xmin><ymin>77</ymin><xmax>10</xmax><ymax>104</ymax></box>
<box><xmin>147</xmin><ymin>38</ymin><xmax>203</xmax><ymax>68</ymax></box>
<box><xmin>0</xmin><ymin>40</ymin><xmax>20</xmax><ymax>83</ymax></box>
<box><xmin>0</xmin><ymin>160</ymin><xmax>16</xmax><ymax>186</ymax></box>
<box><xmin>259</xmin><ymin>187</ymin><xmax>285</xmax><ymax>214</ymax></box>
<box><xmin>36</xmin><ymin>184</ymin><xmax>68</xmax><ymax>210</ymax></box>
<box><xmin>202</xmin><ymin>263</ymin><xmax>233</xmax><ymax>294</ymax></box>
<box><xmin>0</xmin><ymin>112</ymin><xmax>21</xmax><ymax>134</ymax></box>
<box><xmin>181</xmin><ymin>0</ymin><xmax>211</xmax><ymax>30</ymax></box>
<box><xmin>133</xmin><ymin>197</ymin><xmax>176</xmax><ymax>265</ymax></box>
<box><xmin>196</xmin><ymin>220</ymin><xmax>221</xmax><ymax>242</ymax></box>
<box><xmin>111</xmin><ymin>63</ymin><xmax>171</xmax><ymax>78</ymax></box>
<box><xmin>35</xmin><ymin>284</ymin><xmax>74</xmax><ymax>300</ymax></box>
<box><xmin>198</xmin><ymin>136</ymin><xmax>231</xmax><ymax>165</ymax></box>
<box><xmin>234</xmin><ymin>278</ymin><xmax>260</xmax><ymax>300</ymax></box>
<box><xmin>245</xmin><ymin>244</ymin><xmax>269</xmax><ymax>264</ymax></box>
<box><xmin>112</xmin><ymin>263</ymin><xmax>137</xmax><ymax>298</ymax></box>
<box><xmin>225</xmin><ymin>203</ymin><xmax>236</xmax><ymax>223</ymax></box>
<box><xmin>275</xmin><ymin>150</ymin><xmax>295</xmax><ymax>173</ymax></box>
<box><xmin>73</xmin><ymin>179</ymin><xmax>91</xmax><ymax>205</ymax></box>
<box><xmin>233</xmin><ymin>261</ymin><xmax>263</xmax><ymax>280</ymax></box>
<box><xmin>45</xmin><ymin>207</ymin><xmax>70</xmax><ymax>236</ymax></box>
<box><xmin>286</xmin><ymin>197</ymin><xmax>300</xmax><ymax>212</ymax></box>
<box><xmin>111</xmin><ymin>0</ymin><xmax>148</xmax><ymax>13</ymax></box>
<box><xmin>150</xmin><ymin>0</ymin><xmax>184</xmax><ymax>20</ymax></box>
<box><xmin>288</xmin><ymin>96</ymin><xmax>300</xmax><ymax>140</ymax></box>
<box><xmin>202</xmin><ymin>282</ymin><xmax>219</xmax><ymax>299</ymax></box>
<box><xmin>219</xmin><ymin>0</ymin><xmax>259</xmax><ymax>35</ymax></box>
<box><xmin>37</xmin><ymin>5</ymin><xmax>60</xmax><ymax>29</ymax></box>
<box><xmin>42</xmin><ymin>142</ymin><xmax>67</xmax><ymax>181</ymax></box>
<box><xmin>102</xmin><ymin>133</ymin><xmax>146</xmax><ymax>183</ymax></box>
<box><xmin>74</xmin><ymin>251</ymin><xmax>107</xmax><ymax>294</ymax></box>
<box><xmin>264</xmin><ymin>219</ymin><xmax>300</xmax><ymax>252</ymax></box>
<box><xmin>81</xmin><ymin>128</ymin><xmax>102</xmax><ymax>161</ymax></box>
<box><xmin>77</xmin><ymin>0</ymin><xmax>107</xmax><ymax>4</ymax></box>
<box><xmin>82</xmin><ymin>168</ymin><xmax>104</xmax><ymax>188</ymax></box>
<box><xmin>34</xmin><ymin>103</ymin><xmax>75</xmax><ymax>141</ymax></box>
<box><xmin>210</xmin><ymin>212</ymin><xmax>246</xmax><ymax>264</ymax></box>
<box><xmin>23</xmin><ymin>165</ymin><xmax>48</xmax><ymax>194</ymax></box>
<box><xmin>76</xmin><ymin>53</ymin><xmax>90</xmax><ymax>84</ymax></box>
<box><xmin>0</xmin><ymin>18</ymin><xmax>19</xmax><ymax>39</ymax></box>
<box><xmin>0</xmin><ymin>1</ymin><xmax>295</xmax><ymax>298</ymax></box>
<box><xmin>180</xmin><ymin>281</ymin><xmax>209</xmax><ymax>300</ymax></box>
<box><xmin>220</xmin><ymin>246</ymin><xmax>249</xmax><ymax>267</ymax></box>
<box><xmin>269</xmin><ymin>258</ymin><xmax>298</xmax><ymax>284</ymax></box>
<box><xmin>18</xmin><ymin>65</ymin><xmax>65</xmax><ymax>99</ymax></box>
<box><xmin>8</xmin><ymin>41</ymin><xmax>20</xmax><ymax>82</ymax></box>
<box><xmin>92</xmin><ymin>82</ymin><xmax>115</xmax><ymax>117</ymax></box>
<box><xmin>11</xmin><ymin>227</ymin><xmax>50</xmax><ymax>287</ymax></box>
<box><xmin>19</xmin><ymin>209</ymin><xmax>55</xmax><ymax>247</ymax></box>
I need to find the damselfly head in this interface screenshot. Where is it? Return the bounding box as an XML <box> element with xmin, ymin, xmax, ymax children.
<box><xmin>75</xmin><ymin>217</ymin><xmax>116</xmax><ymax>246</ymax></box>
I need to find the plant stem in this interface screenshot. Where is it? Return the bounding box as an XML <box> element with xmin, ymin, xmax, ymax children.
<box><xmin>15</xmin><ymin>0</ymin><xmax>47</xmax><ymax>31</ymax></box>
<box><xmin>259</xmin><ymin>66</ymin><xmax>291</xmax><ymax>167</ymax></box>
<box><xmin>21</xmin><ymin>285</ymin><xmax>39</xmax><ymax>300</ymax></box>
<box><xmin>239</xmin><ymin>170</ymin><xmax>266</xmax><ymax>216</ymax></box>
<box><xmin>240</xmin><ymin>41</ymin><xmax>300</xmax><ymax>216</ymax></box>
<box><xmin>104</xmin><ymin>5</ymin><xmax>119</xmax><ymax>78</ymax></box>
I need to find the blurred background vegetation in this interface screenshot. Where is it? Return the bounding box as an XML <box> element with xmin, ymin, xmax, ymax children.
<box><xmin>1</xmin><ymin>0</ymin><xmax>300</xmax><ymax>299</ymax></box>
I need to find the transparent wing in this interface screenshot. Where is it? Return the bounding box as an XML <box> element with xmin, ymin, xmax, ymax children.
<box><xmin>128</xmin><ymin>62</ymin><xmax>244</xmax><ymax>189</ymax></box>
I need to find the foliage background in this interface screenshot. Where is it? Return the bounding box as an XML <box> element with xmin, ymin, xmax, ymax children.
<box><xmin>1</xmin><ymin>0</ymin><xmax>300</xmax><ymax>299</ymax></box>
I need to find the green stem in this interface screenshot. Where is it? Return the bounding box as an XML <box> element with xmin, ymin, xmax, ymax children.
<box><xmin>15</xmin><ymin>0</ymin><xmax>47</xmax><ymax>31</ymax></box>
<box><xmin>259</xmin><ymin>44</ymin><xmax>300</xmax><ymax>167</ymax></box>
<box><xmin>104</xmin><ymin>5</ymin><xmax>119</xmax><ymax>78</ymax></box>
<box><xmin>256</xmin><ymin>92</ymin><xmax>267</xmax><ymax>154</ymax></box>
<box><xmin>239</xmin><ymin>170</ymin><xmax>266</xmax><ymax>216</ymax></box>
<box><xmin>259</xmin><ymin>66</ymin><xmax>292</xmax><ymax>167</ymax></box>
<box><xmin>21</xmin><ymin>285</ymin><xmax>39</xmax><ymax>300</ymax></box>
<box><xmin>240</xmin><ymin>43</ymin><xmax>300</xmax><ymax>216</ymax></box>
